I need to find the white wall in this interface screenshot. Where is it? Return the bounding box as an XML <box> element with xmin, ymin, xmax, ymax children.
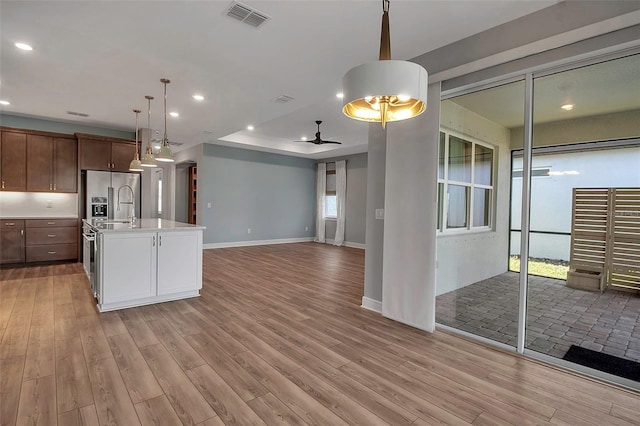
<box><xmin>511</xmin><ymin>145</ymin><xmax>640</xmax><ymax>261</ymax></box>
<box><xmin>0</xmin><ymin>192</ymin><xmax>78</xmax><ymax>218</ymax></box>
<box><xmin>436</xmin><ymin>100</ymin><xmax>512</xmax><ymax>296</ymax></box>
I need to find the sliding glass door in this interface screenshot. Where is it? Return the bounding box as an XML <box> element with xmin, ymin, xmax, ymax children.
<box><xmin>437</xmin><ymin>50</ymin><xmax>640</xmax><ymax>389</ymax></box>
<box><xmin>435</xmin><ymin>80</ymin><xmax>525</xmax><ymax>348</ymax></box>
<box><xmin>525</xmin><ymin>53</ymin><xmax>640</xmax><ymax>383</ymax></box>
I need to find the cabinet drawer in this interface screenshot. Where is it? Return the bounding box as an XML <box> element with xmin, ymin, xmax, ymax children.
<box><xmin>0</xmin><ymin>219</ymin><xmax>25</xmax><ymax>229</ymax></box>
<box><xmin>26</xmin><ymin>244</ymin><xmax>77</xmax><ymax>262</ymax></box>
<box><xmin>27</xmin><ymin>227</ymin><xmax>76</xmax><ymax>245</ymax></box>
<box><xmin>26</xmin><ymin>219</ymin><xmax>77</xmax><ymax>228</ymax></box>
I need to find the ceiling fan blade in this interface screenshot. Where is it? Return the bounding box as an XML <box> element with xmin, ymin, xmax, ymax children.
<box><xmin>320</xmin><ymin>141</ymin><xmax>342</xmax><ymax>145</ymax></box>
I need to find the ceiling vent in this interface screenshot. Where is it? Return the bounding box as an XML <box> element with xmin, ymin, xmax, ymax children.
<box><xmin>275</xmin><ymin>94</ymin><xmax>295</xmax><ymax>103</ymax></box>
<box><xmin>225</xmin><ymin>1</ymin><xmax>270</xmax><ymax>28</ymax></box>
<box><xmin>66</xmin><ymin>110</ymin><xmax>90</xmax><ymax>117</ymax></box>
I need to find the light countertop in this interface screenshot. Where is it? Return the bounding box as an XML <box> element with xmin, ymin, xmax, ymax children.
<box><xmin>84</xmin><ymin>218</ymin><xmax>205</xmax><ymax>233</ymax></box>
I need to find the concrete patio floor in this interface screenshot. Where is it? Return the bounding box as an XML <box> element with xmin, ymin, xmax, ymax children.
<box><xmin>436</xmin><ymin>271</ymin><xmax>640</xmax><ymax>364</ymax></box>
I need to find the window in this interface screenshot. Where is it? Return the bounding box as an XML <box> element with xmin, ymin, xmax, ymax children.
<box><xmin>325</xmin><ymin>169</ymin><xmax>337</xmax><ymax>218</ymax></box>
<box><xmin>437</xmin><ymin>130</ymin><xmax>494</xmax><ymax>232</ymax></box>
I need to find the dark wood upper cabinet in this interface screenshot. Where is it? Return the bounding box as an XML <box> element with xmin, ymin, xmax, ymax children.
<box><xmin>27</xmin><ymin>134</ymin><xmax>54</xmax><ymax>191</ymax></box>
<box><xmin>111</xmin><ymin>142</ymin><xmax>136</xmax><ymax>172</ymax></box>
<box><xmin>26</xmin><ymin>134</ymin><xmax>77</xmax><ymax>192</ymax></box>
<box><xmin>78</xmin><ymin>134</ymin><xmax>137</xmax><ymax>172</ymax></box>
<box><xmin>80</xmin><ymin>138</ymin><xmax>111</xmax><ymax>171</ymax></box>
<box><xmin>53</xmin><ymin>138</ymin><xmax>78</xmax><ymax>192</ymax></box>
<box><xmin>1</xmin><ymin>131</ymin><xmax>27</xmax><ymax>191</ymax></box>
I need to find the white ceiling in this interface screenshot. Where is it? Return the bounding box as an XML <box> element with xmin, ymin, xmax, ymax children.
<box><xmin>0</xmin><ymin>0</ymin><xmax>559</xmax><ymax>159</ymax></box>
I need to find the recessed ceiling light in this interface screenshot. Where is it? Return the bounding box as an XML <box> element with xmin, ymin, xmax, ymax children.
<box><xmin>247</xmin><ymin>125</ymin><xmax>254</xmax><ymax>131</ymax></box>
<box><xmin>169</xmin><ymin>112</ymin><xmax>179</xmax><ymax>117</ymax></box>
<box><xmin>561</xmin><ymin>104</ymin><xmax>574</xmax><ymax>111</ymax></box>
<box><xmin>0</xmin><ymin>100</ymin><xmax>10</xmax><ymax>106</ymax></box>
<box><xmin>301</xmin><ymin>136</ymin><xmax>308</xmax><ymax>141</ymax></box>
<box><xmin>336</xmin><ymin>93</ymin><xmax>344</xmax><ymax>99</ymax></box>
<box><xmin>192</xmin><ymin>94</ymin><xmax>204</xmax><ymax>101</ymax></box>
<box><xmin>15</xmin><ymin>42</ymin><xmax>33</xmax><ymax>51</ymax></box>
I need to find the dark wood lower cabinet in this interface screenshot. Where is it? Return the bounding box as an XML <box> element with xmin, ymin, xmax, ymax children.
<box><xmin>0</xmin><ymin>220</ymin><xmax>25</xmax><ymax>264</ymax></box>
<box><xmin>0</xmin><ymin>228</ymin><xmax>25</xmax><ymax>264</ymax></box>
<box><xmin>0</xmin><ymin>218</ymin><xmax>78</xmax><ymax>264</ymax></box>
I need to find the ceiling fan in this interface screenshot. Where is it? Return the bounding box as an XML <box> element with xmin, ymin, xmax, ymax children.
<box><xmin>295</xmin><ymin>121</ymin><xmax>342</xmax><ymax>145</ymax></box>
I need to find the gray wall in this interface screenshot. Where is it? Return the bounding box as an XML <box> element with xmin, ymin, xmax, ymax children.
<box><xmin>199</xmin><ymin>144</ymin><xmax>316</xmax><ymax>244</ymax></box>
<box><xmin>0</xmin><ymin>113</ymin><xmax>134</xmax><ymax>139</ymax></box>
<box><xmin>320</xmin><ymin>153</ymin><xmax>367</xmax><ymax>245</ymax></box>
<box><xmin>364</xmin><ymin>125</ymin><xmax>387</xmax><ymax>304</ymax></box>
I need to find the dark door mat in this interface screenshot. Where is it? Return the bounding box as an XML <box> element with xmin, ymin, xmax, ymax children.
<box><xmin>563</xmin><ymin>345</ymin><xmax>640</xmax><ymax>381</ymax></box>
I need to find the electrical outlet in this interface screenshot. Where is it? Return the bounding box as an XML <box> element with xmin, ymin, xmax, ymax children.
<box><xmin>207</xmin><ymin>203</ymin><xmax>212</xmax><ymax>208</ymax></box>
<box><xmin>305</xmin><ymin>226</ymin><xmax>309</xmax><ymax>231</ymax></box>
<box><xmin>375</xmin><ymin>208</ymin><xmax>384</xmax><ymax>220</ymax></box>
<box><xmin>247</xmin><ymin>228</ymin><xmax>251</xmax><ymax>234</ymax></box>
<box><xmin>46</xmin><ymin>200</ymin><xmax>53</xmax><ymax>208</ymax></box>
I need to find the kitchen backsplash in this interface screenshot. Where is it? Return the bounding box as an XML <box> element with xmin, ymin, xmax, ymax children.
<box><xmin>0</xmin><ymin>192</ymin><xmax>78</xmax><ymax>218</ymax></box>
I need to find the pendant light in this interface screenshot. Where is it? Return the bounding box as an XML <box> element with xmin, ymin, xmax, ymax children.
<box><xmin>156</xmin><ymin>78</ymin><xmax>174</xmax><ymax>163</ymax></box>
<box><xmin>129</xmin><ymin>109</ymin><xmax>143</xmax><ymax>171</ymax></box>
<box><xmin>141</xmin><ymin>95</ymin><xmax>157</xmax><ymax>168</ymax></box>
<box><xmin>342</xmin><ymin>0</ymin><xmax>428</xmax><ymax>129</ymax></box>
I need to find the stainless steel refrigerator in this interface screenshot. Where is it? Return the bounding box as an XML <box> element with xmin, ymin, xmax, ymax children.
<box><xmin>85</xmin><ymin>171</ymin><xmax>141</xmax><ymax>221</ymax></box>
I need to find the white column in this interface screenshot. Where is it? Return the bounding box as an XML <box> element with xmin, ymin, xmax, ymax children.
<box><xmin>382</xmin><ymin>82</ymin><xmax>441</xmax><ymax>332</ymax></box>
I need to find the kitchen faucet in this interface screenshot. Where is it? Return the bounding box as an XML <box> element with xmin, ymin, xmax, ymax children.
<box><xmin>117</xmin><ymin>184</ymin><xmax>136</xmax><ymax>223</ymax></box>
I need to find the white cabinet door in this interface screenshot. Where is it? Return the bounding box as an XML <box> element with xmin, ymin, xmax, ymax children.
<box><xmin>102</xmin><ymin>232</ymin><xmax>157</xmax><ymax>304</ymax></box>
<box><xmin>157</xmin><ymin>231</ymin><xmax>202</xmax><ymax>296</ymax></box>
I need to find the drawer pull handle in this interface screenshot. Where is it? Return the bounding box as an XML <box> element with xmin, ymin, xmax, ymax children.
<box><xmin>1</xmin><ymin>181</ymin><xmax>4</xmax><ymax>189</ymax></box>
<box><xmin>53</xmin><ymin>184</ymin><xmax>56</xmax><ymax>191</ymax></box>
<box><xmin>48</xmin><ymin>251</ymin><xmax>57</xmax><ymax>255</ymax></box>
<box><xmin>48</xmin><ymin>234</ymin><xmax>56</xmax><ymax>237</ymax></box>
<box><xmin>5</xmin><ymin>222</ymin><xmax>15</xmax><ymax>226</ymax></box>
<box><xmin>47</xmin><ymin>222</ymin><xmax>55</xmax><ymax>225</ymax></box>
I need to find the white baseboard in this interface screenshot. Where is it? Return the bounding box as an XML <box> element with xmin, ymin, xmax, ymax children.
<box><xmin>204</xmin><ymin>237</ymin><xmax>313</xmax><ymax>249</ymax></box>
<box><xmin>361</xmin><ymin>296</ymin><xmax>382</xmax><ymax>313</ymax></box>
<box><xmin>324</xmin><ymin>239</ymin><xmax>365</xmax><ymax>250</ymax></box>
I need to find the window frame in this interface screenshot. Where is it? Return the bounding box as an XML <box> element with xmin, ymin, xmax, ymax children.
<box><xmin>437</xmin><ymin>129</ymin><xmax>495</xmax><ymax>234</ymax></box>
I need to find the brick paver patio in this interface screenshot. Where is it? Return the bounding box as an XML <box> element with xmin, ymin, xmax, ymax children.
<box><xmin>436</xmin><ymin>272</ymin><xmax>640</xmax><ymax>363</ymax></box>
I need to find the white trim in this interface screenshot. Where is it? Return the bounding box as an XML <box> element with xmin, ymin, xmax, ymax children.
<box><xmin>361</xmin><ymin>296</ymin><xmax>382</xmax><ymax>313</ymax></box>
<box><xmin>204</xmin><ymin>237</ymin><xmax>313</xmax><ymax>249</ymax></box>
<box><xmin>324</xmin><ymin>239</ymin><xmax>365</xmax><ymax>249</ymax></box>
<box><xmin>98</xmin><ymin>290</ymin><xmax>200</xmax><ymax>312</ymax></box>
<box><xmin>382</xmin><ymin>312</ymin><xmax>435</xmax><ymax>333</ymax></box>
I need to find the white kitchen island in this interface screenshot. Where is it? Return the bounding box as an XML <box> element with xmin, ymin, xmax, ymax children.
<box><xmin>92</xmin><ymin>219</ymin><xmax>205</xmax><ymax>312</ymax></box>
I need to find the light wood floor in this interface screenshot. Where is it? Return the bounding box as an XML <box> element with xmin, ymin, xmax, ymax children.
<box><xmin>1</xmin><ymin>243</ymin><xmax>638</xmax><ymax>425</ymax></box>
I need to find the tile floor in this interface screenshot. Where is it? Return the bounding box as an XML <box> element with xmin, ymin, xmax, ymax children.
<box><xmin>436</xmin><ymin>272</ymin><xmax>640</xmax><ymax>363</ymax></box>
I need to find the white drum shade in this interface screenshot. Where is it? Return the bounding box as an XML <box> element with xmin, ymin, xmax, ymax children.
<box><xmin>342</xmin><ymin>60</ymin><xmax>428</xmax><ymax>127</ymax></box>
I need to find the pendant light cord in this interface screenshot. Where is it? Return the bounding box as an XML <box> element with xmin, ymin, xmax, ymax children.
<box><xmin>161</xmin><ymin>78</ymin><xmax>170</xmax><ymax>147</ymax></box>
<box><xmin>147</xmin><ymin>96</ymin><xmax>153</xmax><ymax>149</ymax></box>
<box><xmin>134</xmin><ymin>110</ymin><xmax>140</xmax><ymax>155</ymax></box>
<box><xmin>379</xmin><ymin>0</ymin><xmax>391</xmax><ymax>60</ymax></box>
